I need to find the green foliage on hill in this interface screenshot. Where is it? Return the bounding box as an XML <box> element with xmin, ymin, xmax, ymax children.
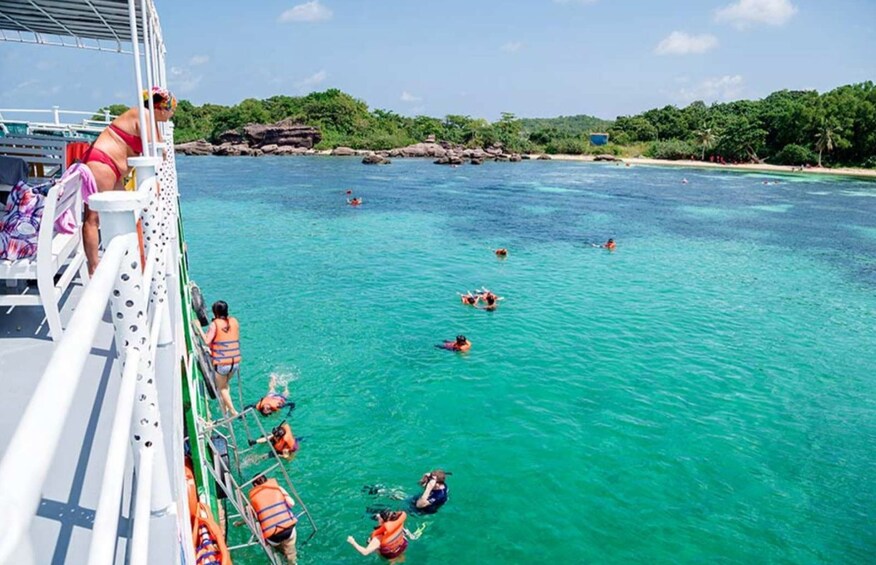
<box><xmin>154</xmin><ymin>82</ymin><xmax>875</xmax><ymax>167</ymax></box>
<box><xmin>609</xmin><ymin>82</ymin><xmax>876</xmax><ymax>167</ymax></box>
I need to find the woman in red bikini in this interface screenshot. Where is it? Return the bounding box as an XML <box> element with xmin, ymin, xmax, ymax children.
<box><xmin>82</xmin><ymin>86</ymin><xmax>176</xmax><ymax>274</ymax></box>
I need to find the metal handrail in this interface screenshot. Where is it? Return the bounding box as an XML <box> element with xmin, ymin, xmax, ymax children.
<box><xmin>0</xmin><ymin>234</ymin><xmax>137</xmax><ymax>562</ymax></box>
<box><xmin>87</xmin><ymin>347</ymin><xmax>142</xmax><ymax>565</ymax></box>
<box><xmin>0</xmin><ymin>107</ymin><xmax>115</xmax><ymax>126</ymax></box>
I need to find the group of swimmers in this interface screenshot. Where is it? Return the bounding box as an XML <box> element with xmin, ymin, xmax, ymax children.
<box><xmin>458</xmin><ymin>287</ymin><xmax>503</xmax><ymax>311</ymax></box>
<box><xmin>199</xmin><ymin>301</ymin><xmax>304</xmax><ymax>562</ymax></box>
<box><xmin>202</xmin><ymin>300</ymin><xmax>454</xmax><ymax>563</ymax></box>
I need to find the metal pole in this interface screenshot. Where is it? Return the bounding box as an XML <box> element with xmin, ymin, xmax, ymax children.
<box><xmin>129</xmin><ymin>447</ymin><xmax>155</xmax><ymax>565</ymax></box>
<box><xmin>141</xmin><ymin>0</ymin><xmax>156</xmax><ymax>157</ymax></box>
<box><xmin>87</xmin><ymin>348</ymin><xmax>141</xmax><ymax>565</ymax></box>
<box><xmin>127</xmin><ymin>0</ymin><xmax>149</xmax><ymax>159</ymax></box>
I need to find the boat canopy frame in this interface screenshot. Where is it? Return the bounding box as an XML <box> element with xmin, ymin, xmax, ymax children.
<box><xmin>0</xmin><ymin>0</ymin><xmax>167</xmax><ymax>157</ymax></box>
<box><xmin>0</xmin><ymin>0</ymin><xmax>161</xmax><ymax>53</ymax></box>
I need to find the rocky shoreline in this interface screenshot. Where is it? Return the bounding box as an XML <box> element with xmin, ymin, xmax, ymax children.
<box><xmin>174</xmin><ymin>120</ymin><xmax>584</xmax><ymax>165</ymax></box>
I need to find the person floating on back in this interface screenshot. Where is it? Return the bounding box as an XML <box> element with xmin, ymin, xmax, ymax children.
<box><xmin>438</xmin><ymin>335</ymin><xmax>471</xmax><ymax>352</ymax></box>
<box><xmin>347</xmin><ymin>510</ymin><xmax>413</xmax><ymax>561</ymax></box>
<box><xmin>202</xmin><ymin>300</ymin><xmax>241</xmax><ymax>417</ymax></box>
<box><xmin>250</xmin><ymin>421</ymin><xmax>299</xmax><ymax>461</ymax></box>
<box><xmin>253</xmin><ymin>374</ymin><xmax>293</xmax><ymax>416</ymax></box>
<box><xmin>249</xmin><ymin>474</ymin><xmax>298</xmax><ymax>564</ymax></box>
<box><xmin>479</xmin><ymin>293</ymin><xmax>499</xmax><ymax>311</ymax></box>
<box><xmin>603</xmin><ymin>238</ymin><xmax>616</xmax><ymax>251</ymax></box>
<box><xmin>415</xmin><ymin>470</ymin><xmax>449</xmax><ymax>514</ymax></box>
<box><xmin>459</xmin><ymin>291</ymin><xmax>480</xmax><ymax>306</ymax></box>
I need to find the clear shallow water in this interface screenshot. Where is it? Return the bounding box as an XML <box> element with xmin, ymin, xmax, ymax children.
<box><xmin>179</xmin><ymin>157</ymin><xmax>876</xmax><ymax>563</ymax></box>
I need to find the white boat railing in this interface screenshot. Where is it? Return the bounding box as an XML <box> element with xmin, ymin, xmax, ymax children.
<box><xmin>0</xmin><ymin>130</ymin><xmax>183</xmax><ymax>563</ymax></box>
<box><xmin>0</xmin><ymin>107</ymin><xmax>115</xmax><ymax>136</ymax></box>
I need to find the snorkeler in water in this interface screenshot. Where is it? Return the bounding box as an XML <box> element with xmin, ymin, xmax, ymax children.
<box><xmin>437</xmin><ymin>335</ymin><xmax>471</xmax><ymax>352</ymax></box>
<box><xmin>458</xmin><ymin>291</ymin><xmax>480</xmax><ymax>306</ymax></box>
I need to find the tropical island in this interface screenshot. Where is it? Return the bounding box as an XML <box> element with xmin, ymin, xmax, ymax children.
<box><xmin>101</xmin><ymin>81</ymin><xmax>875</xmax><ymax>174</ymax></box>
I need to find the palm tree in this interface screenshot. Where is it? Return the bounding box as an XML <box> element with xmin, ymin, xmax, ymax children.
<box><xmin>814</xmin><ymin>119</ymin><xmax>841</xmax><ymax>167</ymax></box>
<box><xmin>694</xmin><ymin>126</ymin><xmax>718</xmax><ymax>161</ymax></box>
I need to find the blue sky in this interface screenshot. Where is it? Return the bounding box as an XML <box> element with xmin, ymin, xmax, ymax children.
<box><xmin>1</xmin><ymin>0</ymin><xmax>874</xmax><ymax>120</ymax></box>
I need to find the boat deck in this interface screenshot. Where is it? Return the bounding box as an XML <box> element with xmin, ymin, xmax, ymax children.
<box><xmin>0</xmin><ymin>279</ymin><xmax>178</xmax><ymax>564</ymax></box>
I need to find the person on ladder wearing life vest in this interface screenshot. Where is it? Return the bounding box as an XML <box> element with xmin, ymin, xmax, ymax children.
<box><xmin>250</xmin><ymin>421</ymin><xmax>299</xmax><ymax>461</ymax></box>
<box><xmin>347</xmin><ymin>509</ymin><xmax>415</xmax><ymax>561</ymax></box>
<box><xmin>202</xmin><ymin>300</ymin><xmax>241</xmax><ymax>417</ymax></box>
<box><xmin>249</xmin><ymin>474</ymin><xmax>298</xmax><ymax>564</ymax></box>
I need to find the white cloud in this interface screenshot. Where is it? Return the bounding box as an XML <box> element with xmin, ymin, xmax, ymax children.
<box><xmin>279</xmin><ymin>1</ymin><xmax>333</xmax><ymax>23</ymax></box>
<box><xmin>296</xmin><ymin>70</ymin><xmax>327</xmax><ymax>91</ymax></box>
<box><xmin>189</xmin><ymin>55</ymin><xmax>209</xmax><ymax>66</ymax></box>
<box><xmin>678</xmin><ymin>75</ymin><xmax>744</xmax><ymax>102</ymax></box>
<box><xmin>655</xmin><ymin>32</ymin><xmax>718</xmax><ymax>55</ymax></box>
<box><xmin>400</xmin><ymin>91</ymin><xmax>421</xmax><ymax>102</ymax></box>
<box><xmin>500</xmin><ymin>41</ymin><xmax>523</xmax><ymax>53</ymax></box>
<box><xmin>169</xmin><ymin>66</ymin><xmax>202</xmax><ymax>94</ymax></box>
<box><xmin>715</xmin><ymin>0</ymin><xmax>797</xmax><ymax>28</ymax></box>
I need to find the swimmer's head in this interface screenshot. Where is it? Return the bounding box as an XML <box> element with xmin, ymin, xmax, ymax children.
<box><xmin>456</xmin><ymin>335</ymin><xmax>467</xmax><ymax>345</ymax></box>
<box><xmin>212</xmin><ymin>300</ymin><xmax>229</xmax><ymax>318</ymax></box>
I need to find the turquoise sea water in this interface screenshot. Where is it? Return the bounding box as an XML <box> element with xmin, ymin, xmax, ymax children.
<box><xmin>179</xmin><ymin>157</ymin><xmax>876</xmax><ymax>564</ymax></box>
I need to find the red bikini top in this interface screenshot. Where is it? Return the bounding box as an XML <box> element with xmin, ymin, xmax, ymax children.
<box><xmin>109</xmin><ymin>124</ymin><xmax>144</xmax><ymax>155</ymax></box>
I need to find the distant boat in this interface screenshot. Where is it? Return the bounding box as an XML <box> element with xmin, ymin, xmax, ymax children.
<box><xmin>589</xmin><ymin>132</ymin><xmax>610</xmax><ymax>146</ymax></box>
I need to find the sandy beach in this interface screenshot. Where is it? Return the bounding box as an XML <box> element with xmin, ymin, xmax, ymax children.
<box><xmin>548</xmin><ymin>154</ymin><xmax>876</xmax><ymax>180</ymax></box>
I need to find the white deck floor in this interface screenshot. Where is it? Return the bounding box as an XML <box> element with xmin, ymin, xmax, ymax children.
<box><xmin>0</xmin><ymin>279</ymin><xmax>179</xmax><ymax>564</ymax></box>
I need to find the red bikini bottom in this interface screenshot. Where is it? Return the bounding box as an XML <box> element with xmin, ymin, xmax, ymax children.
<box><xmin>85</xmin><ymin>147</ymin><xmax>122</xmax><ymax>181</ymax></box>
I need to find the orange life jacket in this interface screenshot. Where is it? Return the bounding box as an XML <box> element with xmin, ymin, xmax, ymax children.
<box><xmin>248</xmin><ymin>479</ymin><xmax>298</xmax><ymax>540</ymax></box>
<box><xmin>256</xmin><ymin>394</ymin><xmax>286</xmax><ymax>415</ymax></box>
<box><xmin>210</xmin><ymin>317</ymin><xmax>241</xmax><ymax>366</ymax></box>
<box><xmin>270</xmin><ymin>423</ymin><xmax>298</xmax><ymax>454</ymax></box>
<box><xmin>370</xmin><ymin>512</ymin><xmax>407</xmax><ymax>555</ymax></box>
<box><xmin>192</xmin><ymin>502</ymin><xmax>231</xmax><ymax>565</ymax></box>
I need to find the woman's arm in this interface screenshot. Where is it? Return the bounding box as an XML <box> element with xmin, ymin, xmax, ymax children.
<box><xmin>346</xmin><ymin>536</ymin><xmax>381</xmax><ymax>556</ymax></box>
<box><xmin>203</xmin><ymin>322</ymin><xmax>216</xmax><ymax>345</ymax></box>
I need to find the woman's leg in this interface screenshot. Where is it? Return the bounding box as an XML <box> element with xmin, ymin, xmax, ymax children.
<box><xmin>214</xmin><ymin>369</ymin><xmax>238</xmax><ymax>416</ymax></box>
<box><xmin>81</xmin><ymin>162</ymin><xmax>122</xmax><ymax>275</ymax></box>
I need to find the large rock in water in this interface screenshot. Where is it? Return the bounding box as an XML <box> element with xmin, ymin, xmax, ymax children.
<box><xmin>594</xmin><ymin>154</ymin><xmax>620</xmax><ymax>162</ymax></box>
<box><xmin>362</xmin><ymin>153</ymin><xmax>391</xmax><ymax>165</ymax></box>
<box><xmin>434</xmin><ymin>153</ymin><xmax>465</xmax><ymax>165</ymax></box>
<box><xmin>537</xmin><ymin>154</ymin><xmax>552</xmax><ymax>160</ymax></box>
<box><xmin>390</xmin><ymin>142</ymin><xmax>448</xmax><ymax>158</ymax></box>
<box><xmin>175</xmin><ymin>139</ymin><xmax>213</xmax><ymax>156</ymax></box>
<box><xmin>243</xmin><ymin>119</ymin><xmax>321</xmax><ymax>149</ymax></box>
<box><xmin>332</xmin><ymin>146</ymin><xmax>356</xmax><ymax>156</ymax></box>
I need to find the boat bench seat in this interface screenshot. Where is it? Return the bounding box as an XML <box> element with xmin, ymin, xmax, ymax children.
<box><xmin>0</xmin><ymin>172</ymin><xmax>86</xmax><ymax>341</ymax></box>
<box><xmin>0</xmin><ymin>232</ymin><xmax>79</xmax><ymax>278</ymax></box>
